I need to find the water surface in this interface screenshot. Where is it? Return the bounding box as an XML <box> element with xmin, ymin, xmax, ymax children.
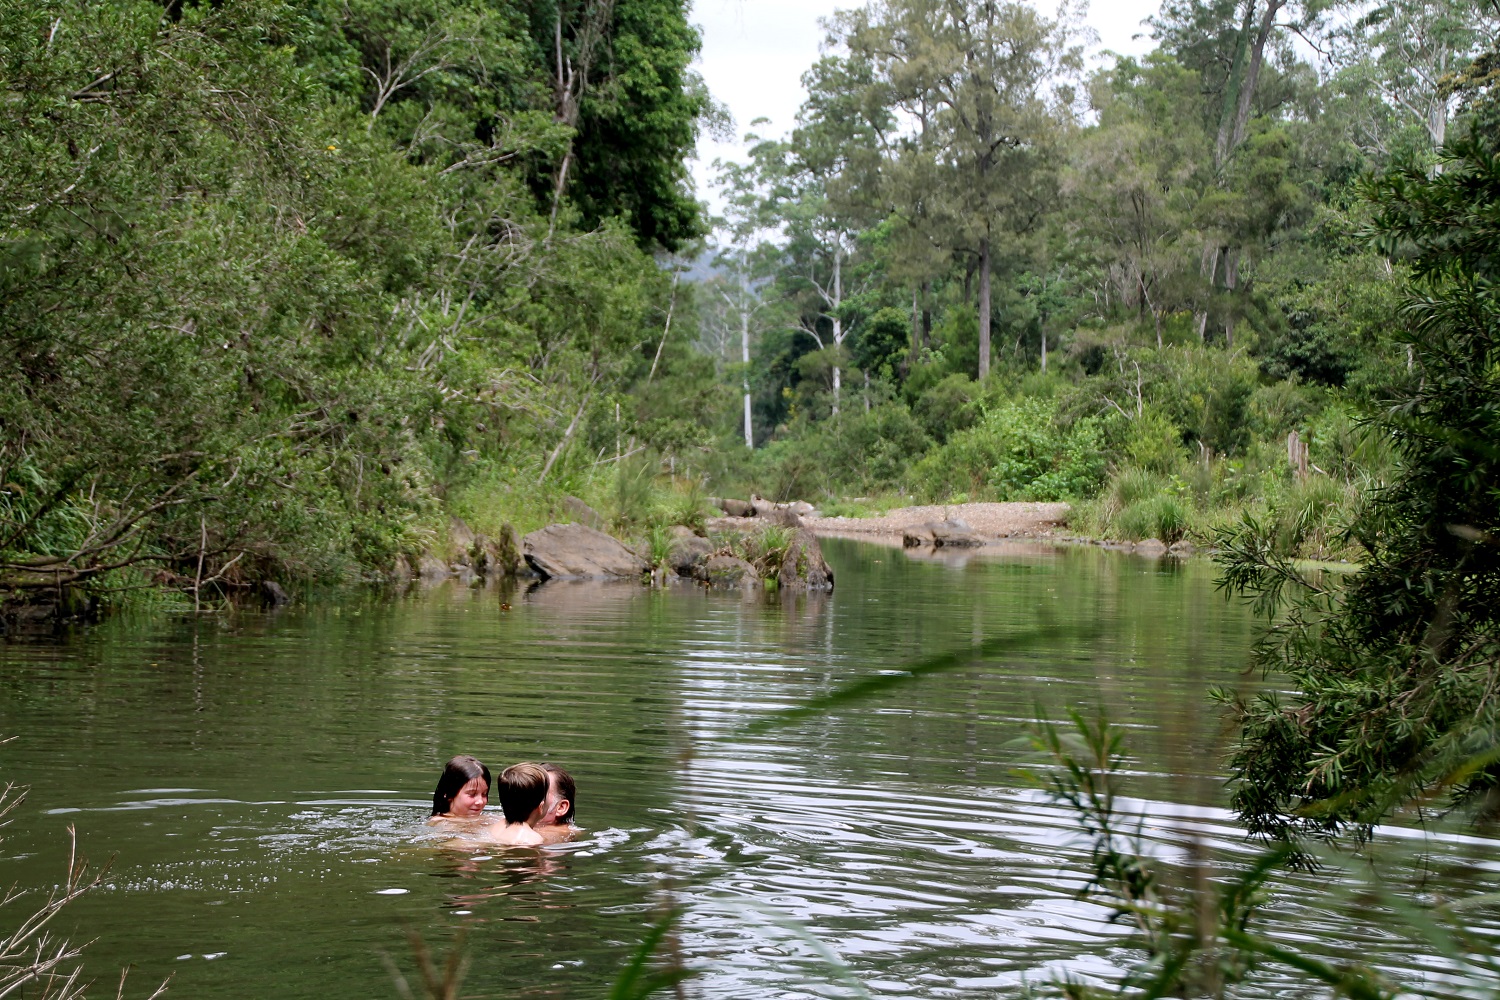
<box><xmin>0</xmin><ymin>539</ymin><xmax>1492</xmax><ymax>997</ymax></box>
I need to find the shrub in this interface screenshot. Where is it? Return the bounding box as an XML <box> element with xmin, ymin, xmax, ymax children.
<box><xmin>911</xmin><ymin>373</ymin><xmax>979</xmax><ymax>443</ymax></box>
<box><xmin>1266</xmin><ymin>474</ymin><xmax>1357</xmax><ymax>559</ymax></box>
<box><xmin>1116</xmin><ymin>494</ymin><xmax>1190</xmax><ymax>544</ymax></box>
<box><xmin>909</xmin><ymin>398</ymin><xmax>1108</xmax><ymax>502</ymax></box>
<box><xmin>1122</xmin><ymin>410</ymin><xmax>1184</xmax><ymax>473</ymax></box>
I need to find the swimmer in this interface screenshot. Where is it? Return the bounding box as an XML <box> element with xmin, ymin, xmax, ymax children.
<box><xmin>428</xmin><ymin>755</ymin><xmax>491</xmax><ymax>830</ymax></box>
<box><xmin>535</xmin><ymin>762</ymin><xmax>578</xmax><ymax>845</ymax></box>
<box><xmin>481</xmin><ymin>762</ymin><xmax>549</xmax><ymax>846</ymax></box>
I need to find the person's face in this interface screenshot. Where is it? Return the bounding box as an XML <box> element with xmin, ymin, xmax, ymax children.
<box><xmin>538</xmin><ymin>773</ymin><xmax>568</xmax><ymax>827</ymax></box>
<box><xmin>449</xmin><ymin>776</ymin><xmax>488</xmax><ymax>818</ymax></box>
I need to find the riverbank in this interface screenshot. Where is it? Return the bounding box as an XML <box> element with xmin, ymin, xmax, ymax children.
<box><xmin>798</xmin><ymin>501</ymin><xmax>1070</xmax><ymax>540</ymax></box>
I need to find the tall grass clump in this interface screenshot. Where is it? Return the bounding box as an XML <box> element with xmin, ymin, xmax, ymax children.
<box><xmin>1114</xmin><ymin>494</ymin><xmax>1190</xmax><ymax>544</ymax></box>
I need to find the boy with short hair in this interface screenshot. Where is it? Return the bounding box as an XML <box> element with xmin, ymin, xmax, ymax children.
<box><xmin>484</xmin><ymin>762</ymin><xmax>548</xmax><ymax>846</ymax></box>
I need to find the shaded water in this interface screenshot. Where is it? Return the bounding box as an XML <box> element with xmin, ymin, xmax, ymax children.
<box><xmin>0</xmin><ymin>539</ymin><xmax>1493</xmax><ymax>998</ymax></box>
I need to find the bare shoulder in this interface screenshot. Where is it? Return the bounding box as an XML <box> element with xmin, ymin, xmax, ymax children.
<box><xmin>427</xmin><ymin>815</ymin><xmax>486</xmax><ymax>833</ymax></box>
<box><xmin>537</xmin><ymin>824</ymin><xmax>579</xmax><ymax>845</ymax></box>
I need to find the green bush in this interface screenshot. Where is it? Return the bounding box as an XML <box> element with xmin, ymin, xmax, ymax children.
<box><xmin>911</xmin><ymin>373</ymin><xmax>979</xmax><ymax>443</ymax></box>
<box><xmin>1116</xmin><ymin>494</ymin><xmax>1190</xmax><ymax>544</ymax></box>
<box><xmin>1266</xmin><ymin>474</ymin><xmax>1357</xmax><ymax>559</ymax></box>
<box><xmin>909</xmin><ymin>398</ymin><xmax>1108</xmax><ymax>502</ymax></box>
<box><xmin>1122</xmin><ymin>410</ymin><xmax>1183</xmax><ymax>473</ymax></box>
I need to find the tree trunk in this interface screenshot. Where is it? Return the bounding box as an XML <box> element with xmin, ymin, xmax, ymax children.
<box><xmin>1229</xmin><ymin>0</ymin><xmax>1284</xmax><ymax>155</ymax></box>
<box><xmin>978</xmin><ymin>233</ymin><xmax>992</xmax><ymax>380</ymax></box>
<box><xmin>830</xmin><ymin>248</ymin><xmax>842</xmax><ymax>415</ymax></box>
<box><xmin>907</xmin><ymin>288</ymin><xmax>920</xmax><ymax>375</ymax></box>
<box><xmin>1214</xmin><ymin>2</ymin><xmax>1256</xmax><ymax>169</ymax></box>
<box><xmin>1197</xmin><ymin>244</ymin><xmax>1221</xmax><ymax>342</ymax></box>
<box><xmin>922</xmin><ymin>281</ymin><xmax>932</xmax><ymax>346</ymax></box>
<box><xmin>741</xmin><ymin>295</ymin><xmax>753</xmax><ymax>449</ymax></box>
<box><xmin>1040</xmin><ymin>328</ymin><xmax>1047</xmax><ymax>374</ymax></box>
<box><xmin>1223</xmin><ymin>248</ymin><xmax>1239</xmax><ymax>347</ymax></box>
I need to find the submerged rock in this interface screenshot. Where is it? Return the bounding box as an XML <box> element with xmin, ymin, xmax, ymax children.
<box><xmin>777</xmin><ymin>529</ymin><xmax>834</xmax><ymax>591</ymax></box>
<box><xmin>701</xmin><ymin>555</ymin><xmax>760</xmax><ymax>589</ymax></box>
<box><xmin>523</xmin><ymin>523</ymin><xmax>648</xmax><ymax>580</ymax></box>
<box><xmin>903</xmin><ymin>521</ymin><xmax>982</xmax><ymax>548</ymax></box>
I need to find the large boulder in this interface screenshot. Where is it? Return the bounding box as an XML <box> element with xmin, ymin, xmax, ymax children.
<box><xmin>417</xmin><ymin>554</ymin><xmax>450</xmax><ymax>582</ymax></box>
<box><xmin>710</xmin><ymin>497</ymin><xmax>755</xmax><ymax>518</ymax></box>
<box><xmin>666</xmin><ymin>526</ymin><xmax>714</xmax><ymax>577</ymax></box>
<box><xmin>523</xmin><ymin>523</ymin><xmax>648</xmax><ymax>580</ymax></box>
<box><xmin>701</xmin><ymin>555</ymin><xmax>760</xmax><ymax>589</ymax></box>
<box><xmin>447</xmin><ymin>517</ymin><xmax>477</xmax><ymax>566</ymax></box>
<box><xmin>777</xmin><ymin>529</ymin><xmax>834</xmax><ymax>591</ymax></box>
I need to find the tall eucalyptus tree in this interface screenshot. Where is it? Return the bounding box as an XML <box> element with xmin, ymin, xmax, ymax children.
<box><xmin>832</xmin><ymin>0</ymin><xmax>1082</xmax><ymax>379</ymax></box>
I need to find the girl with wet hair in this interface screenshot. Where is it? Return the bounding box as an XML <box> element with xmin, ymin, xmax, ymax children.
<box><xmin>429</xmin><ymin>754</ymin><xmax>491</xmax><ymax>820</ymax></box>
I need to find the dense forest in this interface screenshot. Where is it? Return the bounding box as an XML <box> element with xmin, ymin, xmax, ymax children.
<box><xmin>0</xmin><ymin>0</ymin><xmax>1496</xmax><ymax>600</ymax></box>
<box><xmin>702</xmin><ymin>0</ymin><xmax>1497</xmax><ymax>561</ymax></box>
<box><xmin>1</xmin><ymin>0</ymin><xmax>716</xmax><ymax>603</ymax></box>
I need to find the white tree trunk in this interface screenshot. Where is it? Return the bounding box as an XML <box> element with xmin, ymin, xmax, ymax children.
<box><xmin>741</xmin><ymin>287</ymin><xmax>753</xmax><ymax>449</ymax></box>
<box><xmin>831</xmin><ymin>247</ymin><xmax>843</xmax><ymax>415</ymax></box>
<box><xmin>978</xmin><ymin>233</ymin><xmax>991</xmax><ymax>379</ymax></box>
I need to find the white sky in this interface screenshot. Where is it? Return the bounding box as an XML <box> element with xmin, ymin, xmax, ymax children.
<box><xmin>688</xmin><ymin>0</ymin><xmax>1165</xmax><ymax>212</ymax></box>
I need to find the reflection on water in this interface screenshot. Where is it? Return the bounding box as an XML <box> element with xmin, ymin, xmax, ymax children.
<box><xmin>0</xmin><ymin>539</ymin><xmax>1494</xmax><ymax>998</ymax></box>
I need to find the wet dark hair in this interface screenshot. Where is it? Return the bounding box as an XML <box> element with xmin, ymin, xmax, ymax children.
<box><xmin>543</xmin><ymin>763</ymin><xmax>576</xmax><ymax>824</ymax></box>
<box><xmin>431</xmin><ymin>755</ymin><xmax>491</xmax><ymax>816</ymax></box>
<box><xmin>497</xmin><ymin>762</ymin><xmax>549</xmax><ymax>823</ymax></box>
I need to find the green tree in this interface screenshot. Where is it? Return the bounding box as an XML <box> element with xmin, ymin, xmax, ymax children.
<box><xmin>1219</xmin><ymin>107</ymin><xmax>1500</xmax><ymax>842</ymax></box>
<box><xmin>834</xmin><ymin>0</ymin><xmax>1081</xmax><ymax>379</ymax></box>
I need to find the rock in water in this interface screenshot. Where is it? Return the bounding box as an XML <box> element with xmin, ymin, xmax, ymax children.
<box><xmin>902</xmin><ymin>526</ymin><xmax>935</xmax><ymax>548</ymax></box>
<box><xmin>474</xmin><ymin>524</ymin><xmax>531</xmax><ymax>577</ymax></box>
<box><xmin>701</xmin><ymin>555</ymin><xmax>760</xmax><ymax>589</ymax></box>
<box><xmin>777</xmin><ymin>529</ymin><xmax>834</xmax><ymax>591</ymax></box>
<box><xmin>1135</xmin><ymin>538</ymin><xmax>1168</xmax><ymax>557</ymax></box>
<box><xmin>903</xmin><ymin>521</ymin><xmax>982</xmax><ymax>548</ymax></box>
<box><xmin>448</xmin><ymin>517</ymin><xmax>477</xmax><ymax>566</ymax></box>
<box><xmin>666</xmin><ymin>527</ymin><xmax>714</xmax><ymax>577</ymax></box>
<box><xmin>523</xmin><ymin>523</ymin><xmax>648</xmax><ymax>580</ymax></box>
<box><xmin>418</xmin><ymin>554</ymin><xmax>450</xmax><ymax>581</ymax></box>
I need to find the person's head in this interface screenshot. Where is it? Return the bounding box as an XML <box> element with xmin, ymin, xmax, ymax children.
<box><xmin>431</xmin><ymin>755</ymin><xmax>490</xmax><ymax>818</ymax></box>
<box><xmin>540</xmin><ymin>763</ymin><xmax>576</xmax><ymax>826</ymax></box>
<box><xmin>497</xmin><ymin>762</ymin><xmax>549</xmax><ymax>824</ymax></box>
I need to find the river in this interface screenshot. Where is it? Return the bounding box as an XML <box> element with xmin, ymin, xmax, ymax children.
<box><xmin>0</xmin><ymin>538</ymin><xmax>1493</xmax><ymax>998</ymax></box>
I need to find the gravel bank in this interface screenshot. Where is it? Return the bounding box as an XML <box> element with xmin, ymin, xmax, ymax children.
<box><xmin>802</xmin><ymin>501</ymin><xmax>1070</xmax><ymax>539</ymax></box>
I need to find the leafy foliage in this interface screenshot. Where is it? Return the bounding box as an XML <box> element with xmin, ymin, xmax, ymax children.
<box><xmin>1217</xmin><ymin>112</ymin><xmax>1500</xmax><ymax>842</ymax></box>
<box><xmin>0</xmin><ymin>0</ymin><xmax>714</xmax><ymax>606</ymax></box>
